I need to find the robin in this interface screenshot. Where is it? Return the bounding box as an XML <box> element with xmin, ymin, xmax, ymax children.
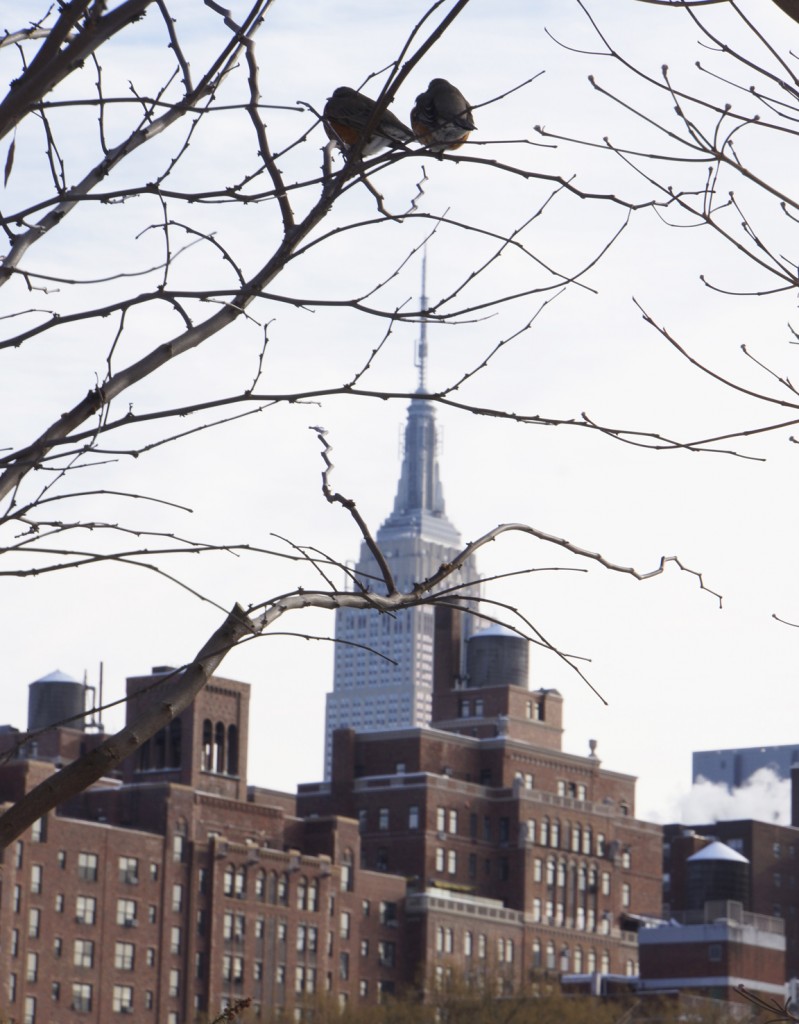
<box><xmin>323</xmin><ymin>87</ymin><xmax>414</xmax><ymax>156</ymax></box>
<box><xmin>411</xmin><ymin>78</ymin><xmax>475</xmax><ymax>152</ymax></box>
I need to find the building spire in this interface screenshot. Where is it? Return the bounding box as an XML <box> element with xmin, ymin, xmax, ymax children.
<box><xmin>377</xmin><ymin>251</ymin><xmax>460</xmax><ymax>548</ymax></box>
<box><xmin>415</xmin><ymin>247</ymin><xmax>428</xmax><ymax>393</ymax></box>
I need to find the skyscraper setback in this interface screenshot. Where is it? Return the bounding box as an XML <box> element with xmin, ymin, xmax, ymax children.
<box><xmin>324</xmin><ymin>258</ymin><xmax>479</xmax><ymax>775</ymax></box>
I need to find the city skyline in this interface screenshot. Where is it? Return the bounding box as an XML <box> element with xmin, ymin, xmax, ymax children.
<box><xmin>2</xmin><ymin>0</ymin><xmax>799</xmax><ymax>830</ymax></box>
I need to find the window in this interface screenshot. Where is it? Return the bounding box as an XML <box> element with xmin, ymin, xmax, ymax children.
<box><xmin>622</xmin><ymin>848</ymin><xmax>632</xmax><ymax>869</ymax></box>
<box><xmin>115</xmin><ymin>942</ymin><xmax>135</xmax><ymax>970</ymax></box>
<box><xmin>76</xmin><ymin>895</ymin><xmax>97</xmax><ymax>924</ymax></box>
<box><xmin>448</xmin><ymin>809</ymin><xmax>458</xmax><ymax>834</ymax></box>
<box><xmin>601</xmin><ymin>872</ymin><xmax>611</xmax><ymax>896</ymax></box>
<box><xmin>30</xmin><ymin>865</ymin><xmax>43</xmax><ymax>894</ymax></box>
<box><xmin>54</xmin><ymin>892</ymin><xmax>64</xmax><ymax>912</ymax></box>
<box><xmin>435</xmin><ymin>847</ymin><xmax>445</xmax><ymax>872</ymax></box>
<box><xmin>339</xmin><ymin>911</ymin><xmax>351</xmax><ymax>939</ymax></box>
<box><xmin>171</xmin><ymin>926</ymin><xmax>182</xmax><ymax>954</ymax></box>
<box><xmin>540</xmin><ymin>817</ymin><xmax>549</xmax><ymax>846</ymax></box>
<box><xmin>436</xmin><ymin>806</ymin><xmax>446</xmax><ymax>831</ymax></box>
<box><xmin>596</xmin><ymin>833</ymin><xmax>606</xmax><ymax>857</ymax></box>
<box><xmin>51</xmin><ymin>981</ymin><xmax>60</xmax><ymax>1002</ymax></box>
<box><xmin>78</xmin><ymin>852</ymin><xmax>99</xmax><ymax>882</ymax></box>
<box><xmin>254</xmin><ymin>870</ymin><xmax>265</xmax><ymax>899</ymax></box>
<box><xmin>13</xmin><ymin>883</ymin><xmax>21</xmax><ymax>913</ymax></box>
<box><xmin>358</xmin><ymin>808</ymin><xmax>368</xmax><ymax>833</ymax></box>
<box><xmin>622</xmin><ymin>883</ymin><xmax>631</xmax><ymax>908</ymax></box>
<box><xmin>149</xmin><ymin>862</ymin><xmax>158</xmax><ymax>881</ymax></box>
<box><xmin>57</xmin><ymin>850</ymin><xmax>67</xmax><ymax>869</ymax></box>
<box><xmin>571</xmin><ymin>826</ymin><xmax>581</xmax><ymax>853</ymax></box>
<box><xmin>477</xmin><ymin>933</ymin><xmax>487</xmax><ymax>959</ymax></box>
<box><xmin>464</xmin><ymin>930</ymin><xmax>473</xmax><ymax>956</ymax></box>
<box><xmin>582</xmin><ymin>826</ymin><xmax>592</xmax><ymax>855</ymax></box>
<box><xmin>28</xmin><ymin>908</ymin><xmax>40</xmax><ymax>938</ymax></box>
<box><xmin>24</xmin><ymin>995</ymin><xmax>35</xmax><ymax>1024</ymax></box>
<box><xmin>532</xmin><ymin>897</ymin><xmax>542</xmax><ymax>922</ymax></box>
<box><xmin>113</xmin><ymin>985</ymin><xmax>134</xmax><ymax>1013</ymax></box>
<box><xmin>408</xmin><ymin>805</ymin><xmax>420</xmax><ymax>829</ymax></box>
<box><xmin>447</xmin><ymin>849</ymin><xmax>457</xmax><ymax>875</ymax></box>
<box><xmin>26</xmin><ymin>951</ymin><xmax>38</xmax><ymax>982</ymax></box>
<box><xmin>172</xmin><ymin>883</ymin><xmax>183</xmax><ymax>912</ymax></box>
<box><xmin>223</xmin><ymin>866</ymin><xmax>234</xmax><ymax>896</ymax></box>
<box><xmin>550</xmin><ymin>820</ymin><xmax>560</xmax><ymax>848</ymax></box>
<box><xmin>30</xmin><ymin>818</ymin><xmax>44</xmax><ymax>843</ymax></box>
<box><xmin>116</xmin><ymin>899</ymin><xmax>137</xmax><ymax>927</ymax></box>
<box><xmin>73</xmin><ymin>939</ymin><xmax>94</xmax><ymax>969</ymax></box>
<box><xmin>379</xmin><ymin>901</ymin><xmax>397</xmax><ymax>925</ymax></box>
<box><xmin>169</xmin><ymin>968</ymin><xmax>180</xmax><ymax>997</ymax></box>
<box><xmin>378</xmin><ymin>807</ymin><xmax>389</xmax><ymax>830</ymax></box>
<box><xmin>339</xmin><ymin>952</ymin><xmax>350</xmax><ymax>980</ymax></box>
<box><xmin>118</xmin><ymin>856</ymin><xmax>138</xmax><ymax>885</ymax></box>
<box><xmin>172</xmin><ymin>834</ymin><xmax>185</xmax><ymax>863</ymax></box>
<box><xmin>379</xmin><ymin>940</ymin><xmax>396</xmax><ymax>966</ymax></box>
<box><xmin>54</xmin><ymin>937</ymin><xmax>62</xmax><ymax>958</ymax></box>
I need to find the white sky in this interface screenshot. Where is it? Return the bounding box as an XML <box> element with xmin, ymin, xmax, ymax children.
<box><xmin>2</xmin><ymin>0</ymin><xmax>798</xmax><ymax>825</ymax></box>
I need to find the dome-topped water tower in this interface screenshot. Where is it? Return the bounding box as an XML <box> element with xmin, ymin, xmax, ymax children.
<box><xmin>685</xmin><ymin>839</ymin><xmax>749</xmax><ymax>910</ymax></box>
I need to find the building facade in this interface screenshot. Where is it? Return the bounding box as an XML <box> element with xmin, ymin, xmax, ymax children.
<box><xmin>305</xmin><ymin>619</ymin><xmax>664</xmax><ymax>984</ymax></box>
<box><xmin>693</xmin><ymin>745</ymin><xmax>799</xmax><ymax>789</ymax></box>
<box><xmin>0</xmin><ymin>632</ymin><xmax>664</xmax><ymax>1022</ymax></box>
<box><xmin>0</xmin><ymin>669</ymin><xmax>407</xmax><ymax>1023</ymax></box>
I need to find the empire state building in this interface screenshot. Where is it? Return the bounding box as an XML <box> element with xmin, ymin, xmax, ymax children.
<box><xmin>323</xmin><ymin>261</ymin><xmax>480</xmax><ymax>776</ymax></box>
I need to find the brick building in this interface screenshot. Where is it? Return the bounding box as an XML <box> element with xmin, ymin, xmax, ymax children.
<box><xmin>0</xmin><ymin>669</ymin><xmax>406</xmax><ymax>1023</ymax></box>
<box><xmin>0</xmin><ymin>623</ymin><xmax>664</xmax><ymax>1022</ymax></box>
<box><xmin>300</xmin><ymin>618</ymin><xmax>664</xmax><ymax>984</ymax></box>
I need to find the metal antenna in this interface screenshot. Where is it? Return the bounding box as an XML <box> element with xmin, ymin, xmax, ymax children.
<box><xmin>414</xmin><ymin>248</ymin><xmax>428</xmax><ymax>393</ymax></box>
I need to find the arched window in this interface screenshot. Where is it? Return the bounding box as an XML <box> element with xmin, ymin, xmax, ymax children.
<box><xmin>574</xmin><ymin>947</ymin><xmax>583</xmax><ymax>973</ymax></box>
<box><xmin>296</xmin><ymin>876</ymin><xmax>308</xmax><ymax>910</ymax></box>
<box><xmin>532</xmin><ymin>939</ymin><xmax>541</xmax><ymax>968</ymax></box>
<box><xmin>227</xmin><ymin>725</ymin><xmax>238</xmax><ymax>776</ymax></box>
<box><xmin>550</xmin><ymin>819</ymin><xmax>560</xmax><ymax>848</ymax></box>
<box><xmin>201</xmin><ymin>720</ymin><xmax>213</xmax><ymax>771</ymax></box>
<box><xmin>137</xmin><ymin>738</ymin><xmax>151</xmax><ymax>771</ymax></box>
<box><xmin>277</xmin><ymin>873</ymin><xmax>288</xmax><ymax>906</ymax></box>
<box><xmin>168</xmin><ymin>718</ymin><xmax>182</xmax><ymax>768</ymax></box>
<box><xmin>582</xmin><ymin>825</ymin><xmax>592</xmax><ymax>856</ymax></box>
<box><xmin>153</xmin><ymin>725</ymin><xmax>166</xmax><ymax>769</ymax></box>
<box><xmin>255</xmin><ymin>870</ymin><xmax>265</xmax><ymax>899</ymax></box>
<box><xmin>235</xmin><ymin>867</ymin><xmax>245</xmax><ymax>897</ymax></box>
<box><xmin>214</xmin><ymin>722</ymin><xmax>225</xmax><ymax>774</ymax></box>
<box><xmin>545</xmin><ymin>941</ymin><xmax>556</xmax><ymax>970</ymax></box>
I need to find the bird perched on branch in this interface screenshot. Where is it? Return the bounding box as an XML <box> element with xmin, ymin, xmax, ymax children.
<box><xmin>323</xmin><ymin>86</ymin><xmax>414</xmax><ymax>156</ymax></box>
<box><xmin>411</xmin><ymin>78</ymin><xmax>476</xmax><ymax>152</ymax></box>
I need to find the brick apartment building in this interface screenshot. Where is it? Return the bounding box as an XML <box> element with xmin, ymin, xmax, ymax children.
<box><xmin>0</xmin><ymin>623</ymin><xmax>663</xmax><ymax>1022</ymax></box>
